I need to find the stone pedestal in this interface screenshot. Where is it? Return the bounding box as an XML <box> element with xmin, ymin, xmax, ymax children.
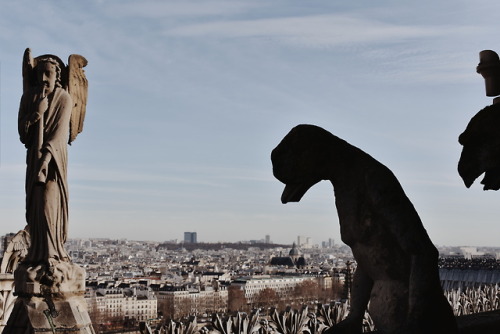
<box><xmin>3</xmin><ymin>262</ymin><xmax>94</xmax><ymax>334</ymax></box>
<box><xmin>5</xmin><ymin>296</ymin><xmax>94</xmax><ymax>333</ymax></box>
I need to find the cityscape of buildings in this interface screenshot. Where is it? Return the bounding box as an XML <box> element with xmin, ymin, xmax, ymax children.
<box><xmin>77</xmin><ymin>234</ymin><xmax>351</xmax><ymax>324</ymax></box>
<box><xmin>0</xmin><ymin>232</ymin><xmax>352</xmax><ymax>326</ymax></box>
<box><xmin>1</xmin><ymin>231</ymin><xmax>499</xmax><ymax>331</ymax></box>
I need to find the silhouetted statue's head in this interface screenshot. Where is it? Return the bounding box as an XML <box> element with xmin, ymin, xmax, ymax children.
<box><xmin>458</xmin><ymin>104</ymin><xmax>500</xmax><ymax>190</ymax></box>
<box><xmin>271</xmin><ymin>124</ymin><xmax>341</xmax><ymax>203</ymax></box>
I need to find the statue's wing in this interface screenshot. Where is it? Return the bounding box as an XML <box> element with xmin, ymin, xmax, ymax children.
<box><xmin>22</xmin><ymin>48</ymin><xmax>36</xmax><ymax>93</ymax></box>
<box><xmin>67</xmin><ymin>54</ymin><xmax>88</xmax><ymax>144</ymax></box>
<box><xmin>0</xmin><ymin>229</ymin><xmax>30</xmax><ymax>273</ymax></box>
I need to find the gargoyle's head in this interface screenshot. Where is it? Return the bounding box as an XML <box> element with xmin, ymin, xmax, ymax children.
<box><xmin>458</xmin><ymin>104</ymin><xmax>500</xmax><ymax>190</ymax></box>
<box><xmin>271</xmin><ymin>124</ymin><xmax>335</xmax><ymax>204</ymax></box>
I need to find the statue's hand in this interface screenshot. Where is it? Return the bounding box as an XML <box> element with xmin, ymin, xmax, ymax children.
<box><xmin>29</xmin><ymin>111</ymin><xmax>42</xmax><ymax>124</ymax></box>
<box><xmin>37</xmin><ymin>160</ymin><xmax>49</xmax><ymax>184</ymax></box>
<box><xmin>38</xmin><ymin>95</ymin><xmax>48</xmax><ymax>115</ymax></box>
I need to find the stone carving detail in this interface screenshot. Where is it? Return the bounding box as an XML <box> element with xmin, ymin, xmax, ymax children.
<box><xmin>18</xmin><ymin>48</ymin><xmax>87</xmax><ymax>265</ymax></box>
<box><xmin>0</xmin><ymin>277</ymin><xmax>15</xmax><ymax>333</ymax></box>
<box><xmin>0</xmin><ymin>228</ymin><xmax>29</xmax><ymax>333</ymax></box>
<box><xmin>271</xmin><ymin>124</ymin><xmax>458</xmax><ymax>334</ymax></box>
<box><xmin>0</xmin><ymin>228</ymin><xmax>30</xmax><ymax>275</ymax></box>
<box><xmin>4</xmin><ymin>48</ymin><xmax>93</xmax><ymax>334</ymax></box>
<box><xmin>458</xmin><ymin>50</ymin><xmax>500</xmax><ymax>190</ymax></box>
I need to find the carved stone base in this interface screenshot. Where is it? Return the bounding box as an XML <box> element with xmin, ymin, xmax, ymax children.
<box><xmin>14</xmin><ymin>262</ymin><xmax>85</xmax><ymax>297</ymax></box>
<box><xmin>3</xmin><ymin>262</ymin><xmax>94</xmax><ymax>333</ymax></box>
<box><xmin>3</xmin><ymin>296</ymin><xmax>94</xmax><ymax>333</ymax></box>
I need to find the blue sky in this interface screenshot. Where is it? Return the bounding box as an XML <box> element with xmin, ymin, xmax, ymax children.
<box><xmin>1</xmin><ymin>1</ymin><xmax>500</xmax><ymax>246</ymax></box>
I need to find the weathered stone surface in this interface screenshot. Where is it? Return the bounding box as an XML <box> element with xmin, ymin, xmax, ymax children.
<box><xmin>0</xmin><ymin>229</ymin><xmax>29</xmax><ymax>332</ymax></box>
<box><xmin>14</xmin><ymin>262</ymin><xmax>85</xmax><ymax>297</ymax></box>
<box><xmin>5</xmin><ymin>48</ymin><xmax>93</xmax><ymax>334</ymax></box>
<box><xmin>271</xmin><ymin>124</ymin><xmax>458</xmax><ymax>334</ymax></box>
<box><xmin>18</xmin><ymin>48</ymin><xmax>87</xmax><ymax>266</ymax></box>
<box><xmin>4</xmin><ymin>296</ymin><xmax>94</xmax><ymax>333</ymax></box>
<box><xmin>0</xmin><ymin>274</ymin><xmax>15</xmax><ymax>333</ymax></box>
<box><xmin>0</xmin><ymin>229</ymin><xmax>29</xmax><ymax>275</ymax></box>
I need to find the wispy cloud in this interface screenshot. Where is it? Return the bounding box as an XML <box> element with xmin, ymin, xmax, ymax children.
<box><xmin>103</xmin><ymin>0</ymin><xmax>255</xmax><ymax>18</ymax></box>
<box><xmin>164</xmin><ymin>14</ymin><xmax>480</xmax><ymax>48</ymax></box>
<box><xmin>70</xmin><ymin>163</ymin><xmax>271</xmax><ymax>186</ymax></box>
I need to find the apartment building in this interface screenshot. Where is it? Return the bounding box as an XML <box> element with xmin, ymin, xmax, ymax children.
<box><xmin>156</xmin><ymin>284</ymin><xmax>228</xmax><ymax>319</ymax></box>
<box><xmin>86</xmin><ymin>287</ymin><xmax>157</xmax><ymax>324</ymax></box>
<box><xmin>231</xmin><ymin>275</ymin><xmax>317</xmax><ymax>304</ymax></box>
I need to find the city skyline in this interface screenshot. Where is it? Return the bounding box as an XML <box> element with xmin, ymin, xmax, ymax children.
<box><xmin>2</xmin><ymin>1</ymin><xmax>500</xmax><ymax>247</ymax></box>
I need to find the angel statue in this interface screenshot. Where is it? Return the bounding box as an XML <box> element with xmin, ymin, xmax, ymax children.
<box><xmin>17</xmin><ymin>48</ymin><xmax>88</xmax><ymax>266</ymax></box>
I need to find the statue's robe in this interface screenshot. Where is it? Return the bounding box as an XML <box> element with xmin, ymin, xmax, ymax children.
<box><xmin>18</xmin><ymin>87</ymin><xmax>72</xmax><ymax>264</ymax></box>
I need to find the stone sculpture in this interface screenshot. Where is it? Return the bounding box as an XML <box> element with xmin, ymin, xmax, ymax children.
<box><xmin>0</xmin><ymin>228</ymin><xmax>29</xmax><ymax>332</ymax></box>
<box><xmin>271</xmin><ymin>124</ymin><xmax>457</xmax><ymax>334</ymax></box>
<box><xmin>0</xmin><ymin>228</ymin><xmax>30</xmax><ymax>275</ymax></box>
<box><xmin>458</xmin><ymin>50</ymin><xmax>500</xmax><ymax>190</ymax></box>
<box><xmin>4</xmin><ymin>48</ymin><xmax>94</xmax><ymax>333</ymax></box>
<box><xmin>18</xmin><ymin>48</ymin><xmax>87</xmax><ymax>265</ymax></box>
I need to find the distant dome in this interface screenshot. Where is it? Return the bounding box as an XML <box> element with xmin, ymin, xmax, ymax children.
<box><xmin>289</xmin><ymin>243</ymin><xmax>300</xmax><ymax>256</ymax></box>
<box><xmin>270</xmin><ymin>242</ymin><xmax>306</xmax><ymax>268</ymax></box>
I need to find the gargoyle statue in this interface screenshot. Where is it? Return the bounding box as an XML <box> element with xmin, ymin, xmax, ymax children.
<box><xmin>271</xmin><ymin>124</ymin><xmax>457</xmax><ymax>334</ymax></box>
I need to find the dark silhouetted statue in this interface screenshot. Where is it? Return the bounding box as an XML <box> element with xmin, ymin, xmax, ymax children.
<box><xmin>459</xmin><ymin>50</ymin><xmax>500</xmax><ymax>190</ymax></box>
<box><xmin>271</xmin><ymin>124</ymin><xmax>457</xmax><ymax>334</ymax></box>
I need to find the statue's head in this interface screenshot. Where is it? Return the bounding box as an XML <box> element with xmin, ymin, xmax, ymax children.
<box><xmin>271</xmin><ymin>124</ymin><xmax>335</xmax><ymax>203</ymax></box>
<box><xmin>35</xmin><ymin>56</ymin><xmax>62</xmax><ymax>95</ymax></box>
<box><xmin>477</xmin><ymin>50</ymin><xmax>500</xmax><ymax>97</ymax></box>
<box><xmin>458</xmin><ymin>105</ymin><xmax>500</xmax><ymax>190</ymax></box>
